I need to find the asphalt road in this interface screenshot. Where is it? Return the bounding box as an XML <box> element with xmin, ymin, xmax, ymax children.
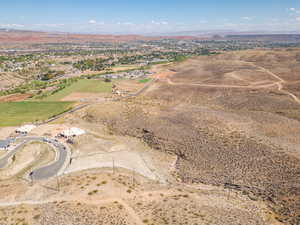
<box><xmin>30</xmin><ymin>138</ymin><xmax>69</xmax><ymax>180</ymax></box>
<box><xmin>0</xmin><ymin>136</ymin><xmax>69</xmax><ymax>180</ymax></box>
<box><xmin>0</xmin><ymin>140</ymin><xmax>26</xmax><ymax>169</ymax></box>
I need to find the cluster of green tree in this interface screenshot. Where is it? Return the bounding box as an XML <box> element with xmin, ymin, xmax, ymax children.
<box><xmin>172</xmin><ymin>55</ymin><xmax>189</xmax><ymax>62</ymax></box>
<box><xmin>0</xmin><ymin>75</ymin><xmax>79</xmax><ymax>99</ymax></box>
<box><xmin>61</xmin><ymin>61</ymin><xmax>72</xmax><ymax>65</ymax></box>
<box><xmin>52</xmin><ymin>78</ymin><xmax>79</xmax><ymax>94</ymax></box>
<box><xmin>0</xmin><ymin>56</ymin><xmax>10</xmax><ymax>62</ymax></box>
<box><xmin>73</xmin><ymin>58</ymin><xmax>113</xmax><ymax>71</ymax></box>
<box><xmin>34</xmin><ymin>77</ymin><xmax>80</xmax><ymax>100</ymax></box>
<box><xmin>0</xmin><ymin>54</ymin><xmax>39</xmax><ymax>63</ymax></box>
<box><xmin>117</xmin><ymin>54</ymin><xmax>155</xmax><ymax>64</ymax></box>
<box><xmin>51</xmin><ymin>48</ymin><xmax>139</xmax><ymax>57</ymax></box>
<box><xmin>165</xmin><ymin>49</ymin><xmax>217</xmax><ymax>62</ymax></box>
<box><xmin>39</xmin><ymin>70</ymin><xmax>65</xmax><ymax>81</ymax></box>
<box><xmin>0</xmin><ymin>80</ymin><xmax>49</xmax><ymax>96</ymax></box>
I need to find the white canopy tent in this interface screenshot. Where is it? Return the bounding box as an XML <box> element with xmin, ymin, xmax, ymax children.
<box><xmin>60</xmin><ymin>127</ymin><xmax>86</xmax><ymax>138</ymax></box>
<box><xmin>16</xmin><ymin>125</ymin><xmax>36</xmax><ymax>134</ymax></box>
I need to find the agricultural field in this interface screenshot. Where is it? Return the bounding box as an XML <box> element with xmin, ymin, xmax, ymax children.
<box><xmin>0</xmin><ymin>101</ymin><xmax>73</xmax><ymax>126</ymax></box>
<box><xmin>41</xmin><ymin>79</ymin><xmax>113</xmax><ymax>101</ymax></box>
<box><xmin>139</xmin><ymin>78</ymin><xmax>152</xmax><ymax>83</ymax></box>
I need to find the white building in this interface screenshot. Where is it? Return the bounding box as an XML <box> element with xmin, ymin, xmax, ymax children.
<box><xmin>60</xmin><ymin>127</ymin><xmax>86</xmax><ymax>138</ymax></box>
<box><xmin>16</xmin><ymin>125</ymin><xmax>37</xmax><ymax>134</ymax></box>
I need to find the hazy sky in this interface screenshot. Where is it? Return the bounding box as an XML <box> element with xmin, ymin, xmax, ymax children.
<box><xmin>1</xmin><ymin>0</ymin><xmax>300</xmax><ymax>34</ymax></box>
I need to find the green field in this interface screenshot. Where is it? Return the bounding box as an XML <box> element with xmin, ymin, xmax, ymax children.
<box><xmin>139</xmin><ymin>78</ymin><xmax>152</xmax><ymax>83</ymax></box>
<box><xmin>0</xmin><ymin>102</ymin><xmax>73</xmax><ymax>126</ymax></box>
<box><xmin>42</xmin><ymin>79</ymin><xmax>113</xmax><ymax>101</ymax></box>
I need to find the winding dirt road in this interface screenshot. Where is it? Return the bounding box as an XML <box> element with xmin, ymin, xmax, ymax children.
<box><xmin>166</xmin><ymin>78</ymin><xmax>278</xmax><ymax>89</ymax></box>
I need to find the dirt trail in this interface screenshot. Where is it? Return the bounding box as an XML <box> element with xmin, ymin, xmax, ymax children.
<box><xmin>247</xmin><ymin>62</ymin><xmax>285</xmax><ymax>83</ymax></box>
<box><xmin>245</xmin><ymin>62</ymin><xmax>300</xmax><ymax>103</ymax></box>
<box><xmin>117</xmin><ymin>199</ymin><xmax>145</xmax><ymax>225</ymax></box>
<box><xmin>166</xmin><ymin>78</ymin><xmax>277</xmax><ymax>89</ymax></box>
<box><xmin>277</xmin><ymin>82</ymin><xmax>300</xmax><ymax>104</ymax></box>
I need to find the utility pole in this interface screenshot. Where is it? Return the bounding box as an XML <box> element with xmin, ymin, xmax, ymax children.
<box><xmin>227</xmin><ymin>187</ymin><xmax>230</xmax><ymax>200</ymax></box>
<box><xmin>56</xmin><ymin>176</ymin><xmax>60</xmax><ymax>192</ymax></box>
<box><xmin>29</xmin><ymin>171</ymin><xmax>33</xmax><ymax>186</ymax></box>
<box><xmin>132</xmin><ymin>168</ymin><xmax>135</xmax><ymax>187</ymax></box>
<box><xmin>112</xmin><ymin>158</ymin><xmax>115</xmax><ymax>174</ymax></box>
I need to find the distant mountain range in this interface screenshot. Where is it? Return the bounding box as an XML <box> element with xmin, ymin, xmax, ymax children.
<box><xmin>155</xmin><ymin>29</ymin><xmax>300</xmax><ymax>37</ymax></box>
<box><xmin>0</xmin><ymin>28</ymin><xmax>300</xmax><ymax>44</ymax></box>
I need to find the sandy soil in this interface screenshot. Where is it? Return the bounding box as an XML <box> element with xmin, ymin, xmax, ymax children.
<box><xmin>29</xmin><ymin>124</ymin><xmax>71</xmax><ymax>138</ymax></box>
<box><xmin>66</xmin><ymin>150</ymin><xmax>160</xmax><ymax>181</ymax></box>
<box><xmin>111</xmin><ymin>65</ymin><xmax>140</xmax><ymax>72</ymax></box>
<box><xmin>0</xmin><ymin>169</ymin><xmax>279</xmax><ymax>225</ymax></box>
<box><xmin>150</xmin><ymin>63</ymin><xmax>176</xmax><ymax>80</ymax></box>
<box><xmin>0</xmin><ymin>127</ymin><xmax>16</xmax><ymax>139</ymax></box>
<box><xmin>0</xmin><ymin>72</ymin><xmax>24</xmax><ymax>90</ymax></box>
<box><xmin>64</xmin><ymin>133</ymin><xmax>172</xmax><ymax>183</ymax></box>
<box><xmin>115</xmin><ymin>79</ymin><xmax>145</xmax><ymax>93</ymax></box>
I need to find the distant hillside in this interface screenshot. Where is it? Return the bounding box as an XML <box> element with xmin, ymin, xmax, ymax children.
<box><xmin>1</xmin><ymin>29</ymin><xmax>300</xmax><ymax>45</ymax></box>
<box><xmin>226</xmin><ymin>34</ymin><xmax>300</xmax><ymax>41</ymax></box>
<box><xmin>0</xmin><ymin>29</ymin><xmax>203</xmax><ymax>44</ymax></box>
<box><xmin>159</xmin><ymin>30</ymin><xmax>300</xmax><ymax>41</ymax></box>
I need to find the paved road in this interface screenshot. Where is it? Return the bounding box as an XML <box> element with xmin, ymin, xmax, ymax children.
<box><xmin>0</xmin><ymin>140</ymin><xmax>26</xmax><ymax>168</ymax></box>
<box><xmin>0</xmin><ymin>137</ymin><xmax>42</xmax><ymax>169</ymax></box>
<box><xmin>30</xmin><ymin>138</ymin><xmax>69</xmax><ymax>180</ymax></box>
<box><xmin>0</xmin><ymin>137</ymin><xmax>69</xmax><ymax>180</ymax></box>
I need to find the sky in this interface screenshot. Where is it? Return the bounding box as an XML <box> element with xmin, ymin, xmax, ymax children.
<box><xmin>0</xmin><ymin>0</ymin><xmax>300</xmax><ymax>34</ymax></box>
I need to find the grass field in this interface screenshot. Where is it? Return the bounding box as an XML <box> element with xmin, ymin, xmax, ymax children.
<box><xmin>42</xmin><ymin>79</ymin><xmax>112</xmax><ymax>101</ymax></box>
<box><xmin>139</xmin><ymin>78</ymin><xmax>152</xmax><ymax>83</ymax></box>
<box><xmin>0</xmin><ymin>101</ymin><xmax>73</xmax><ymax>126</ymax></box>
